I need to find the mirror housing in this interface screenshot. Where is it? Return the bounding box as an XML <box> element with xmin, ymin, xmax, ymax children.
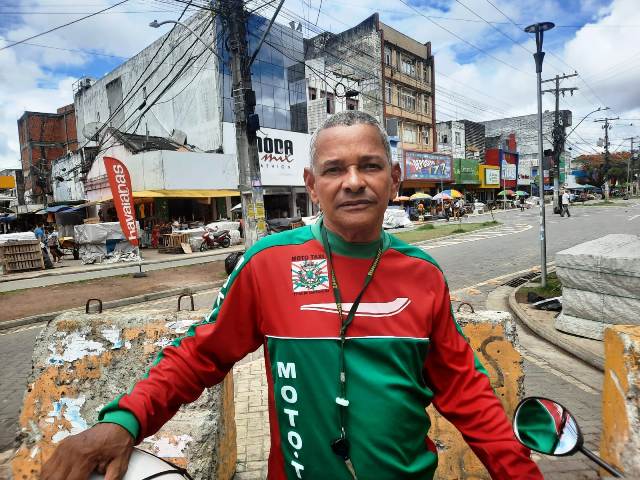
<box><xmin>513</xmin><ymin>397</ymin><xmax>583</xmax><ymax>456</ymax></box>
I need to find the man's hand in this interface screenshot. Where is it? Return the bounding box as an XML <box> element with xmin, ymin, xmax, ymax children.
<box><xmin>41</xmin><ymin>423</ymin><xmax>134</xmax><ymax>480</ymax></box>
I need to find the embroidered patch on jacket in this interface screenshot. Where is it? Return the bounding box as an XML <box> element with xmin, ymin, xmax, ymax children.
<box><xmin>291</xmin><ymin>259</ymin><xmax>329</xmax><ymax>293</ymax></box>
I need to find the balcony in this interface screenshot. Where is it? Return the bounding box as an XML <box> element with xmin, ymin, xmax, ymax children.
<box><xmin>385</xmin><ymin>104</ymin><xmax>432</xmax><ymax>125</ymax></box>
<box><xmin>384</xmin><ymin>65</ymin><xmax>432</xmax><ymax>93</ymax></box>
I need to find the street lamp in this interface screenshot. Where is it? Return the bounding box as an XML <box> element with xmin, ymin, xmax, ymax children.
<box><xmin>525</xmin><ymin>21</ymin><xmax>554</xmax><ymax>288</ymax></box>
<box><xmin>149</xmin><ymin>19</ymin><xmax>220</xmax><ymax>58</ymax></box>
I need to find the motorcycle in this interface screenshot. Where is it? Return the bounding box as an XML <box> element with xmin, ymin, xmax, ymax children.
<box><xmin>513</xmin><ymin>396</ymin><xmax>623</xmax><ymax>477</ymax></box>
<box><xmin>199</xmin><ymin>228</ymin><xmax>231</xmax><ymax>251</ymax></box>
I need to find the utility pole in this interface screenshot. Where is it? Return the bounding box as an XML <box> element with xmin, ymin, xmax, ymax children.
<box><xmin>594</xmin><ymin>116</ymin><xmax>619</xmax><ymax>200</ymax></box>
<box><xmin>218</xmin><ymin>0</ymin><xmax>267</xmax><ymax>248</ymax></box>
<box><xmin>541</xmin><ymin>73</ymin><xmax>577</xmax><ymax>214</ymax></box>
<box><xmin>623</xmin><ymin>136</ymin><xmax>639</xmax><ymax>195</ymax></box>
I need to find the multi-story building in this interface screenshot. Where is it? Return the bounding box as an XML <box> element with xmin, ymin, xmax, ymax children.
<box><xmin>17</xmin><ymin>105</ymin><xmax>78</xmax><ymax>206</ymax></box>
<box><xmin>482</xmin><ymin>111</ymin><xmax>572</xmax><ymax>190</ymax></box>
<box><xmin>75</xmin><ymin>10</ymin><xmax>312</xmax><ymax>221</ymax></box>
<box><xmin>0</xmin><ymin>168</ymin><xmax>24</xmax><ymax>208</ymax></box>
<box><xmin>305</xmin><ymin>14</ymin><xmax>437</xmax><ymax>193</ymax></box>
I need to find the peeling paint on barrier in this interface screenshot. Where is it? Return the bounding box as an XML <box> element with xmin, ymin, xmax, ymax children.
<box><xmin>101</xmin><ymin>326</ymin><xmax>124</xmax><ymax>349</ymax></box>
<box><xmin>48</xmin><ymin>333</ymin><xmax>105</xmax><ymax>364</ymax></box>
<box><xmin>48</xmin><ymin>396</ymin><xmax>89</xmax><ymax>443</ymax></box>
<box><xmin>147</xmin><ymin>434</ymin><xmax>194</xmax><ymax>458</ymax></box>
<box><xmin>166</xmin><ymin>319</ymin><xmax>197</xmax><ymax>334</ymax></box>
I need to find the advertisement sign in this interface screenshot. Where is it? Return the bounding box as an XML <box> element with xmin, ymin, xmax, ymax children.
<box><xmin>501</xmin><ymin>160</ymin><xmax>517</xmax><ymax>181</ymax></box>
<box><xmin>104</xmin><ymin>157</ymin><xmax>139</xmax><ymax>247</ymax></box>
<box><xmin>405</xmin><ymin>151</ymin><xmax>453</xmax><ymax>181</ymax></box>
<box><xmin>222</xmin><ymin>123</ymin><xmax>310</xmax><ymax>186</ymax></box>
<box><xmin>485</xmin><ymin>168</ymin><xmax>500</xmax><ymax>185</ymax></box>
<box><xmin>0</xmin><ymin>175</ymin><xmax>16</xmax><ymax>189</ymax></box>
<box><xmin>454</xmin><ymin>159</ymin><xmax>480</xmax><ymax>184</ymax></box>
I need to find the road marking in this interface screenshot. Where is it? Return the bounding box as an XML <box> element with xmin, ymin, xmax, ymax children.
<box><xmin>450</xmin><ymin>263</ymin><xmax>554</xmax><ymax>296</ymax></box>
<box><xmin>417</xmin><ymin>224</ymin><xmax>532</xmax><ymax>250</ymax></box>
<box><xmin>629</xmin><ymin>214</ymin><xmax>640</xmax><ymax>221</ymax></box>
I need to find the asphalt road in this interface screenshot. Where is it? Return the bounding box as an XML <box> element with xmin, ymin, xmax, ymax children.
<box><xmin>1</xmin><ymin>200</ymin><xmax>638</xmax><ymax>460</ymax></box>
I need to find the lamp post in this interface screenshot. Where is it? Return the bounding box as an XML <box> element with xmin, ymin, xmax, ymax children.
<box><xmin>525</xmin><ymin>21</ymin><xmax>554</xmax><ymax>288</ymax></box>
<box><xmin>150</xmin><ymin>19</ymin><xmax>220</xmax><ymax>58</ymax></box>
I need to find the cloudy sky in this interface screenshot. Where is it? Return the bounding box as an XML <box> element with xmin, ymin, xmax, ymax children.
<box><xmin>1</xmin><ymin>0</ymin><xmax>639</xmax><ymax>170</ymax></box>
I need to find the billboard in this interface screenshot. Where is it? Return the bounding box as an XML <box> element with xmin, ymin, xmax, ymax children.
<box><xmin>485</xmin><ymin>168</ymin><xmax>499</xmax><ymax>185</ymax></box>
<box><xmin>454</xmin><ymin>159</ymin><xmax>480</xmax><ymax>184</ymax></box>
<box><xmin>405</xmin><ymin>151</ymin><xmax>453</xmax><ymax>181</ymax></box>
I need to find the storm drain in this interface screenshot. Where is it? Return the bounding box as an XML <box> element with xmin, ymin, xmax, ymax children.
<box><xmin>502</xmin><ymin>271</ymin><xmax>541</xmax><ymax>288</ymax></box>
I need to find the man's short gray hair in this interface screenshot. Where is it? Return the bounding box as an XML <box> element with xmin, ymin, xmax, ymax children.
<box><xmin>309</xmin><ymin>111</ymin><xmax>392</xmax><ymax>169</ymax></box>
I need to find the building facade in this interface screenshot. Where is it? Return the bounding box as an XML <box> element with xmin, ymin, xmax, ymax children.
<box><xmin>17</xmin><ymin>104</ymin><xmax>78</xmax><ymax>206</ymax></box>
<box><xmin>304</xmin><ymin>14</ymin><xmax>437</xmax><ymax>193</ymax></box>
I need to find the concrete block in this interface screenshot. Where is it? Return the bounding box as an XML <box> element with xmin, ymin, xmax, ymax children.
<box><xmin>428</xmin><ymin>310</ymin><xmax>524</xmax><ymax>480</ymax></box>
<box><xmin>555</xmin><ymin>234</ymin><xmax>640</xmax><ymax>278</ymax></box>
<box><xmin>11</xmin><ymin>309</ymin><xmax>236</xmax><ymax>480</ymax></box>
<box><xmin>555</xmin><ymin>313</ymin><xmax>605</xmax><ymax>340</ymax></box>
<box><xmin>601</xmin><ymin>326</ymin><xmax>640</xmax><ymax>477</ymax></box>
<box><xmin>556</xmin><ymin>265</ymin><xmax>640</xmax><ymax>300</ymax></box>
<box><xmin>561</xmin><ymin>287</ymin><xmax>640</xmax><ymax>326</ymax></box>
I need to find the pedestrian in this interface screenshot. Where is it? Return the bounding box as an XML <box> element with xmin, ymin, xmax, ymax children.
<box><xmin>42</xmin><ymin>111</ymin><xmax>542</xmax><ymax>480</ymax></box>
<box><xmin>34</xmin><ymin>223</ymin><xmax>45</xmax><ymax>242</ymax></box>
<box><xmin>47</xmin><ymin>226</ymin><xmax>63</xmax><ymax>263</ymax></box>
<box><xmin>561</xmin><ymin>189</ymin><xmax>571</xmax><ymax>217</ymax></box>
<box><xmin>519</xmin><ymin>195</ymin><xmax>526</xmax><ymax>212</ymax></box>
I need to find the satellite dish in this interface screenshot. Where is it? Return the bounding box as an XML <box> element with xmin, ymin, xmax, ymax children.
<box><xmin>83</xmin><ymin>122</ymin><xmax>104</xmax><ymax>142</ymax></box>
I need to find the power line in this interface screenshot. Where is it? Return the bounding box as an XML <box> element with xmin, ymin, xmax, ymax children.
<box><xmin>0</xmin><ymin>0</ymin><xmax>129</xmax><ymax>51</ymax></box>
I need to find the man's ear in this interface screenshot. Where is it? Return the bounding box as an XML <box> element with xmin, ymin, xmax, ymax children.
<box><xmin>390</xmin><ymin>162</ymin><xmax>402</xmax><ymax>199</ymax></box>
<box><xmin>304</xmin><ymin>167</ymin><xmax>319</xmax><ymax>204</ymax></box>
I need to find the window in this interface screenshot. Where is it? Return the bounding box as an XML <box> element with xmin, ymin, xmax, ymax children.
<box><xmin>308</xmin><ymin>87</ymin><xmax>317</xmax><ymax>100</ymax></box>
<box><xmin>326</xmin><ymin>92</ymin><xmax>335</xmax><ymax>114</ymax></box>
<box><xmin>421</xmin><ymin>126</ymin><xmax>430</xmax><ymax>145</ymax></box>
<box><xmin>401</xmin><ymin>55</ymin><xmax>416</xmax><ymax>77</ymax></box>
<box><xmin>385</xmin><ymin>81</ymin><xmax>392</xmax><ymax>104</ymax></box>
<box><xmin>402</xmin><ymin>123</ymin><xmax>417</xmax><ymax>144</ymax></box>
<box><xmin>384</xmin><ymin>46</ymin><xmax>392</xmax><ymax>66</ymax></box>
<box><xmin>400</xmin><ymin>88</ymin><xmax>416</xmax><ymax>112</ymax></box>
<box><xmin>455</xmin><ymin>132</ymin><xmax>461</xmax><ymax>146</ymax></box>
<box><xmin>423</xmin><ymin>94</ymin><xmax>431</xmax><ymax>114</ymax></box>
<box><xmin>442</xmin><ymin>134</ymin><xmax>448</xmax><ymax>144</ymax></box>
<box><xmin>346</xmin><ymin>98</ymin><xmax>358</xmax><ymax>111</ymax></box>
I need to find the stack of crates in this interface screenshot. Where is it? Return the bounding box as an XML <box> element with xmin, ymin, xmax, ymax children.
<box><xmin>0</xmin><ymin>240</ymin><xmax>45</xmax><ymax>274</ymax></box>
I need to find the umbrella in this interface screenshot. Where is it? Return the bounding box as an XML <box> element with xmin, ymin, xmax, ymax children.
<box><xmin>409</xmin><ymin>192</ymin><xmax>432</xmax><ymax>200</ymax></box>
<box><xmin>230</xmin><ymin>203</ymin><xmax>242</xmax><ymax>212</ymax></box>
<box><xmin>432</xmin><ymin>192</ymin><xmax>452</xmax><ymax>201</ymax></box>
<box><xmin>441</xmin><ymin>189</ymin><xmax>463</xmax><ymax>198</ymax></box>
<box><xmin>393</xmin><ymin>195</ymin><xmax>411</xmax><ymax>202</ymax></box>
<box><xmin>497</xmin><ymin>190</ymin><xmax>515</xmax><ymax>197</ymax></box>
<box><xmin>515</xmin><ymin>191</ymin><xmax>529</xmax><ymax>197</ymax></box>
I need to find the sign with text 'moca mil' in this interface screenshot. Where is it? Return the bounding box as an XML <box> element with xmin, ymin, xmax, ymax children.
<box><xmin>104</xmin><ymin>157</ymin><xmax>139</xmax><ymax>247</ymax></box>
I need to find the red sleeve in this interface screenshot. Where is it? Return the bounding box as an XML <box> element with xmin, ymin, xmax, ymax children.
<box><xmin>423</xmin><ymin>277</ymin><xmax>543</xmax><ymax>479</ymax></box>
<box><xmin>116</xmin><ymin>256</ymin><xmax>263</xmax><ymax>440</ymax></box>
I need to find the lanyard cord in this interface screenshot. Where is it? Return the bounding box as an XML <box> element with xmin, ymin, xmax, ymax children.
<box><xmin>319</xmin><ymin>219</ymin><xmax>383</xmax><ymax>439</ymax></box>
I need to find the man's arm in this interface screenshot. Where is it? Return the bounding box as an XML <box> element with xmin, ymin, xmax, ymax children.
<box><xmin>423</xmin><ymin>277</ymin><xmax>543</xmax><ymax>479</ymax></box>
<box><xmin>99</xmin><ymin>255</ymin><xmax>263</xmax><ymax>440</ymax></box>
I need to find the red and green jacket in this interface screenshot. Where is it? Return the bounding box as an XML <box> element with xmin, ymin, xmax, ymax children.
<box><xmin>99</xmin><ymin>223</ymin><xmax>543</xmax><ymax>479</ymax></box>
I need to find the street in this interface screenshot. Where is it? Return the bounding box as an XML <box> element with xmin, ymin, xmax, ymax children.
<box><xmin>1</xmin><ymin>201</ymin><xmax>638</xmax><ymax>476</ymax></box>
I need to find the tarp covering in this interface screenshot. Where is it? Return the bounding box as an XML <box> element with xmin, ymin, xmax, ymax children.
<box><xmin>0</xmin><ymin>231</ymin><xmax>36</xmax><ymax>244</ymax></box>
<box><xmin>74</xmin><ymin>221</ymin><xmax>141</xmax><ymax>264</ymax></box>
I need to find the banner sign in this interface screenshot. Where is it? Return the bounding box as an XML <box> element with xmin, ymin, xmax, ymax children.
<box><xmin>485</xmin><ymin>168</ymin><xmax>500</xmax><ymax>185</ymax></box>
<box><xmin>501</xmin><ymin>160</ymin><xmax>517</xmax><ymax>181</ymax></box>
<box><xmin>104</xmin><ymin>157</ymin><xmax>139</xmax><ymax>247</ymax></box>
<box><xmin>405</xmin><ymin>151</ymin><xmax>453</xmax><ymax>181</ymax></box>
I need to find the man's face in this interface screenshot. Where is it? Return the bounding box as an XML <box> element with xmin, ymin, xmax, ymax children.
<box><xmin>304</xmin><ymin>124</ymin><xmax>401</xmax><ymax>241</ymax></box>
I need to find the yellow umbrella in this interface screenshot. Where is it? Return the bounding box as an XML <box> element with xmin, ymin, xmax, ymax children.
<box><xmin>441</xmin><ymin>189</ymin><xmax>463</xmax><ymax>198</ymax></box>
<box><xmin>409</xmin><ymin>192</ymin><xmax>432</xmax><ymax>200</ymax></box>
<box><xmin>393</xmin><ymin>195</ymin><xmax>411</xmax><ymax>202</ymax></box>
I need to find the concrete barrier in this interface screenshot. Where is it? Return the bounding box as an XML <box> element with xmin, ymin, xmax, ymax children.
<box><xmin>11</xmin><ymin>308</ymin><xmax>236</xmax><ymax>480</ymax></box>
<box><xmin>429</xmin><ymin>310</ymin><xmax>524</xmax><ymax>480</ymax></box>
<box><xmin>600</xmin><ymin>325</ymin><xmax>640</xmax><ymax>477</ymax></box>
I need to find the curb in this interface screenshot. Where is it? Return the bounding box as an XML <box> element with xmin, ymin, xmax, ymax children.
<box><xmin>508</xmin><ymin>286</ymin><xmax>604</xmax><ymax>371</ymax></box>
<box><xmin>0</xmin><ymin>281</ymin><xmax>221</xmax><ymax>332</ymax></box>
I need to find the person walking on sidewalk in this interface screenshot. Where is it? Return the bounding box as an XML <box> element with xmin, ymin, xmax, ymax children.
<box><xmin>42</xmin><ymin>111</ymin><xmax>543</xmax><ymax>480</ymax></box>
<box><xmin>561</xmin><ymin>189</ymin><xmax>571</xmax><ymax>217</ymax></box>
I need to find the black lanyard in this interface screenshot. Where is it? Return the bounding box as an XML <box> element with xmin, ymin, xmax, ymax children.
<box><xmin>320</xmin><ymin>219</ymin><xmax>383</xmax><ymax>479</ymax></box>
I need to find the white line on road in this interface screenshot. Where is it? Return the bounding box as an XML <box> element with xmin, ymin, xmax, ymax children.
<box><xmin>628</xmin><ymin>214</ymin><xmax>640</xmax><ymax>221</ymax></box>
<box><xmin>419</xmin><ymin>224</ymin><xmax>532</xmax><ymax>250</ymax></box>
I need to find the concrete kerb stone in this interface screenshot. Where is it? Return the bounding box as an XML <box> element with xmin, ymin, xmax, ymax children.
<box><xmin>0</xmin><ymin>282</ymin><xmax>220</xmax><ymax>332</ymax></box>
<box><xmin>508</xmin><ymin>286</ymin><xmax>605</xmax><ymax>371</ymax></box>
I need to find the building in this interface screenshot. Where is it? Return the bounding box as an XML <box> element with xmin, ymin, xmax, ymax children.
<box><xmin>484</xmin><ymin>133</ymin><xmax>519</xmax><ymax>201</ymax></box>
<box><xmin>0</xmin><ymin>168</ymin><xmax>24</xmax><ymax>208</ymax></box>
<box><xmin>75</xmin><ymin>11</ymin><xmax>312</xmax><ymax>222</ymax></box>
<box><xmin>304</xmin><ymin>14</ymin><xmax>437</xmax><ymax>193</ymax></box>
<box><xmin>437</xmin><ymin>121</ymin><xmax>465</xmax><ymax>159</ymax></box>
<box><xmin>482</xmin><ymin>111</ymin><xmax>572</xmax><ymax>192</ymax></box>
<box><xmin>17</xmin><ymin>104</ymin><xmax>78</xmax><ymax>206</ymax></box>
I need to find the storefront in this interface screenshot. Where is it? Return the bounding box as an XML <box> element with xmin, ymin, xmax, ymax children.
<box><xmin>478</xmin><ymin>165</ymin><xmax>500</xmax><ymax>202</ymax></box>
<box><xmin>401</xmin><ymin>151</ymin><xmax>453</xmax><ymax>195</ymax></box>
<box><xmin>453</xmin><ymin>158</ymin><xmax>480</xmax><ymax>201</ymax></box>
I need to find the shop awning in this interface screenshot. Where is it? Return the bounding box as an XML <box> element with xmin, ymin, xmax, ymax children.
<box><xmin>132</xmin><ymin>189</ymin><xmax>239</xmax><ymax>198</ymax></box>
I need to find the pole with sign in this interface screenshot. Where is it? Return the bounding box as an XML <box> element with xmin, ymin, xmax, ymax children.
<box><xmin>104</xmin><ymin>157</ymin><xmax>146</xmax><ymax>278</ymax></box>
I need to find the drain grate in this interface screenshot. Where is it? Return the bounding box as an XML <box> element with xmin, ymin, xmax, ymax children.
<box><xmin>502</xmin><ymin>271</ymin><xmax>541</xmax><ymax>288</ymax></box>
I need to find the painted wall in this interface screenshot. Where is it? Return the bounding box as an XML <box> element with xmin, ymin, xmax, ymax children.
<box><xmin>52</xmin><ymin>153</ymin><xmax>86</xmax><ymax>203</ymax></box>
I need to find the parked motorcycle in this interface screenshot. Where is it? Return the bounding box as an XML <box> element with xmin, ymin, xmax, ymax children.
<box><xmin>199</xmin><ymin>228</ymin><xmax>231</xmax><ymax>251</ymax></box>
<box><xmin>513</xmin><ymin>396</ymin><xmax>623</xmax><ymax>477</ymax></box>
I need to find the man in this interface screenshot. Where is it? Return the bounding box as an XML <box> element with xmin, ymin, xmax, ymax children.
<box><xmin>34</xmin><ymin>223</ymin><xmax>45</xmax><ymax>242</ymax></box>
<box><xmin>42</xmin><ymin>112</ymin><xmax>542</xmax><ymax>480</ymax></box>
<box><xmin>561</xmin><ymin>189</ymin><xmax>571</xmax><ymax>217</ymax></box>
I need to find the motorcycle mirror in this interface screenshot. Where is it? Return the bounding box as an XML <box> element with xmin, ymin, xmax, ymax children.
<box><xmin>513</xmin><ymin>397</ymin><xmax>582</xmax><ymax>456</ymax></box>
<box><xmin>513</xmin><ymin>397</ymin><xmax>624</xmax><ymax>478</ymax></box>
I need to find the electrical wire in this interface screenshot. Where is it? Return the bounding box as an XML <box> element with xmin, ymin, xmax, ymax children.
<box><xmin>0</xmin><ymin>0</ymin><xmax>130</xmax><ymax>51</ymax></box>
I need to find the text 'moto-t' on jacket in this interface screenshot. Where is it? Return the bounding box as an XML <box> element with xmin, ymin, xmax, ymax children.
<box><xmin>99</xmin><ymin>223</ymin><xmax>543</xmax><ymax>479</ymax></box>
